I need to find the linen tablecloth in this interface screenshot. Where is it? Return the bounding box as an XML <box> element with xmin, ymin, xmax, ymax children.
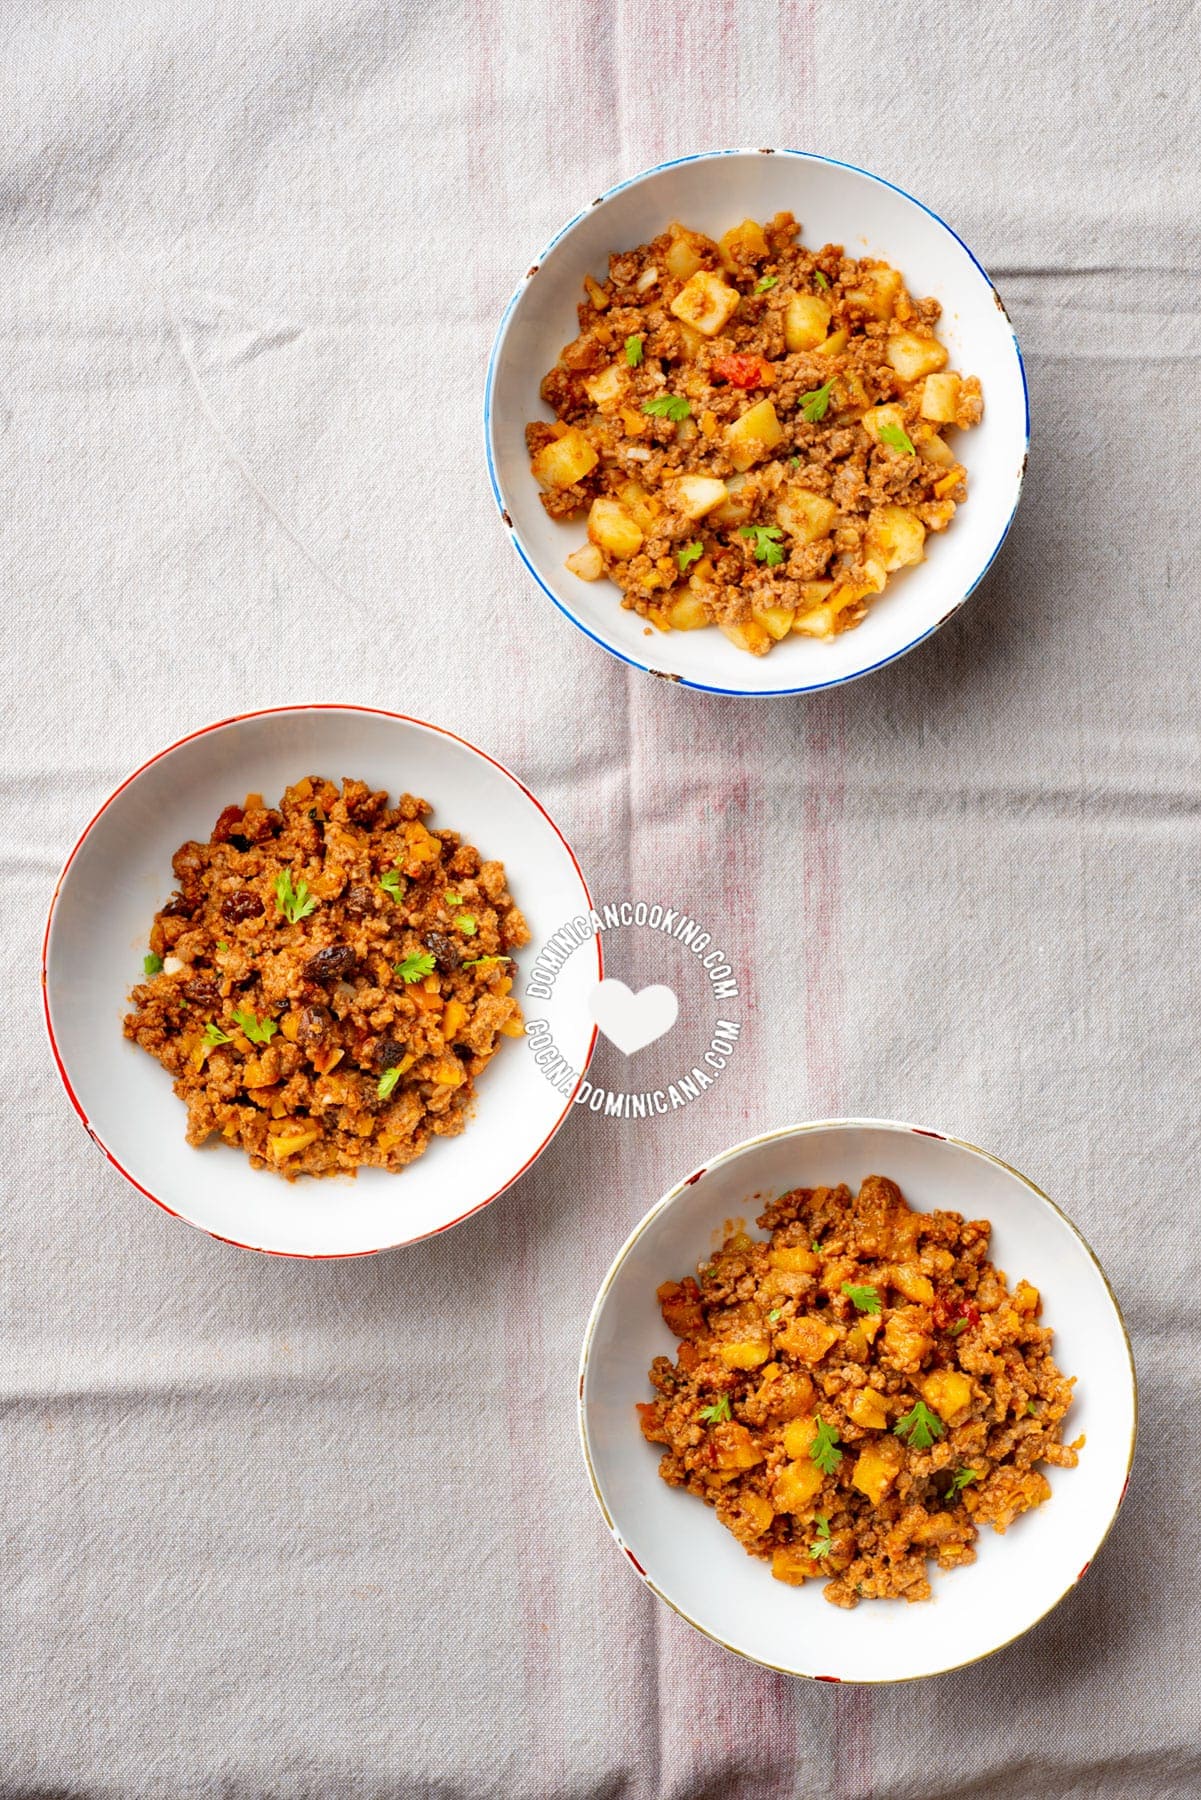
<box><xmin>5</xmin><ymin>1</ymin><xmax>1199</xmax><ymax>1794</ymax></box>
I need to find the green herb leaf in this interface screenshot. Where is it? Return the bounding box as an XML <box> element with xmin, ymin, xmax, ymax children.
<box><xmin>1026</xmin><ymin>1400</ymin><xmax>1038</xmax><ymax>1417</ymax></box>
<box><xmin>203</xmin><ymin>1022</ymin><xmax>231</xmax><ymax>1046</ymax></box>
<box><xmin>799</xmin><ymin>379</ymin><xmax>835</xmax><ymax>423</ymax></box>
<box><xmin>216</xmin><ymin>940</ymin><xmax>231</xmax><ymax>954</ymax></box>
<box><xmin>754</xmin><ymin>275</ymin><xmax>778</xmax><ymax>293</ymax></box>
<box><xmin>642</xmin><ymin>393</ymin><xmax>691</xmax><ymax>422</ymax></box>
<box><xmin>395</xmin><ymin>951</ymin><xmax>436</xmax><ymax>984</ymax></box>
<box><xmin>625</xmin><ymin>334</ymin><xmax>644</xmax><ymax>367</ymax></box>
<box><xmin>378</xmin><ymin>1065</ymin><xmax>402</xmax><ymax>1100</ymax></box>
<box><xmin>949</xmin><ymin>1317</ymin><xmax>969</xmax><ymax>1336</ymax></box>
<box><xmin>878</xmin><ymin>421</ymin><xmax>916</xmax><ymax>456</ymax></box>
<box><xmin>699</xmin><ymin>1395</ymin><xmax>732</xmax><ymax>1425</ymax></box>
<box><xmin>379</xmin><ymin>868</ymin><xmax>405</xmax><ymax>902</ymax></box>
<box><xmin>814</xmin><ymin>270</ymin><xmax>830</xmax><ymax>292</ymax></box>
<box><xmin>274</xmin><ymin>869</ymin><xmax>317</xmax><ymax>925</ymax></box>
<box><xmin>677</xmin><ymin>540</ymin><xmax>704</xmax><ymax>572</ymax></box>
<box><xmin>809</xmin><ymin>1417</ymin><xmax>843</xmax><ymax>1475</ymax></box>
<box><xmin>230</xmin><ymin>1006</ymin><xmax>278</xmax><ymax>1047</ymax></box>
<box><xmin>809</xmin><ymin>1514</ymin><xmax>832</xmax><ymax>1558</ymax></box>
<box><xmin>740</xmin><ymin>524</ymin><xmax>786</xmax><ymax>566</ymax></box>
<box><xmin>143</xmin><ymin>952</ymin><xmax>163</xmax><ymax>976</ymax></box>
<box><xmin>443</xmin><ymin>890</ymin><xmax>461</xmax><ymax>906</ymax></box>
<box><xmin>840</xmin><ymin>1282</ymin><xmax>881</xmax><ymax>1315</ymax></box>
<box><xmin>767</xmin><ymin>1308</ymin><xmax>782</xmax><ymax>1324</ymax></box>
<box><xmin>462</xmin><ymin>954</ymin><xmax>511</xmax><ymax>969</ymax></box>
<box><xmin>812</xmin><ymin>1242</ymin><xmax>822</xmax><ymax>1254</ymax></box>
<box><xmin>894</xmin><ymin>1400</ymin><xmax>945</xmax><ymax>1449</ymax></box>
<box><xmin>454</xmin><ymin>913</ymin><xmax>478</xmax><ymax>937</ymax></box>
<box><xmin>949</xmin><ymin>1468</ymin><xmax>980</xmax><ymax>1496</ymax></box>
<box><xmin>789</xmin><ymin>455</ymin><xmax>800</xmax><ymax>468</ymax></box>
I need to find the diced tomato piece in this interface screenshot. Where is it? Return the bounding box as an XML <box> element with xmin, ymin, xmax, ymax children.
<box><xmin>711</xmin><ymin>352</ymin><xmax>772</xmax><ymax>389</ymax></box>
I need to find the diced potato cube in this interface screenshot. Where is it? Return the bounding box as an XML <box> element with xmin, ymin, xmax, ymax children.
<box><xmin>667</xmin><ymin>592</ymin><xmax>710</xmax><ymax>630</ymax></box>
<box><xmin>776</xmin><ymin>1315</ymin><xmax>839</xmax><ymax>1365</ymax></box>
<box><xmin>882</xmin><ymin>1307</ymin><xmax>933</xmax><ymax>1373</ymax></box>
<box><xmin>615</xmin><ymin>479</ymin><xmax>659</xmax><ymax>533</ymax></box>
<box><xmin>777</xmin><ymin>486</ymin><xmax>837</xmax><ymax>545</ymax></box>
<box><xmin>724</xmin><ymin>398</ymin><xmax>784</xmax><ymax>471</ymax></box>
<box><xmin>711</xmin><ymin>474</ymin><xmax>753</xmax><ymax>527</ymax></box>
<box><xmin>920</xmin><ymin>372</ymin><xmax>962</xmax><ymax>423</ymax></box>
<box><xmin>866</xmin><ymin>505</ymin><xmax>925</xmax><ymax>574</ymax></box>
<box><xmin>441</xmin><ymin>999</ymin><xmax>468</xmax><ymax>1040</ymax></box>
<box><xmin>671</xmin><ymin>474</ymin><xmax>728</xmax><ymax>521</ymax></box>
<box><xmin>890</xmin><ymin>1261</ymin><xmax>935</xmax><ymax>1304</ymax></box>
<box><xmin>792</xmin><ymin>603</ymin><xmax>839</xmax><ymax>639</ymax></box>
<box><xmin>675</xmin><ymin>321</ymin><xmax>705</xmax><ymax>361</ymax></box>
<box><xmin>582</xmin><ymin>363</ymin><xmax>625</xmax><ymax>409</ymax></box>
<box><xmin>845</xmin><ymin>264</ymin><xmax>902</xmax><ymax>320</ymax></box>
<box><xmin>716</xmin><ymin>1339</ymin><xmax>771</xmax><ymax>1370</ymax></box>
<box><xmin>565</xmin><ymin>543</ymin><xmax>604</xmax><ymax>581</ymax></box>
<box><xmin>755</xmin><ymin>604</ymin><xmax>795</xmax><ymax>641</ymax></box>
<box><xmin>917</xmin><ymin>431</ymin><xmax>956</xmax><ymax>467</ymax></box>
<box><xmin>729</xmin><ymin>1492</ymin><xmax>775</xmax><ymax>1538</ymax></box>
<box><xmin>783</xmin><ymin>292</ymin><xmax>831</xmax><ymax>352</ymax></box>
<box><xmin>532</xmin><ymin>426</ymin><xmax>598</xmax><ymax>489</ymax></box>
<box><xmin>1013</xmin><ymin>1281</ymin><xmax>1040</xmax><ymax>1315</ymax></box>
<box><xmin>268</xmin><ymin>1126</ymin><xmax>320</xmax><ymax>1160</ymax></box>
<box><xmin>719</xmin><ymin>217</ymin><xmax>769</xmax><ymax>267</ymax></box>
<box><xmin>919</xmin><ymin>1369</ymin><xmax>974</xmax><ymax>1424</ymax></box>
<box><xmin>719</xmin><ymin>618</ymin><xmax>771</xmax><ymax>655</ymax></box>
<box><xmin>886</xmin><ymin>329</ymin><xmax>948</xmax><ymax>384</ymax></box>
<box><xmin>587</xmin><ymin>496</ymin><xmax>643</xmax><ymax>559</ymax></box>
<box><xmin>771</xmin><ymin>1544</ymin><xmax>815</xmax><ymax>1585</ymax></box>
<box><xmin>670</xmin><ymin>270</ymin><xmax>741</xmax><ymax>337</ymax></box>
<box><xmin>814</xmin><ymin>328</ymin><xmax>848</xmax><ymax>357</ymax></box>
<box><xmin>758</xmin><ymin>1370</ymin><xmax>814</xmax><ymax>1419</ymax></box>
<box><xmin>782</xmin><ymin>1416</ymin><xmax>818</xmax><ymax>1459</ymax></box>
<box><xmin>665</xmin><ymin>225</ymin><xmax>713</xmax><ymax>282</ymax></box>
<box><xmin>912</xmin><ymin>1511</ymin><xmax>963</xmax><ymax>1545</ymax></box>
<box><xmin>862</xmin><ymin>404</ymin><xmax>908</xmax><ymax>446</ymax></box>
<box><xmin>710</xmin><ymin>1422</ymin><xmax>763</xmax><ymax>1471</ymax></box>
<box><xmin>774</xmin><ymin>1457</ymin><xmax>825</xmax><ymax>1513</ymax></box>
<box><xmin>852</xmin><ymin>1440</ymin><xmax>902</xmax><ymax>1505</ymax></box>
<box><xmin>847</xmin><ymin>1388</ymin><xmax>890</xmax><ymax>1430</ymax></box>
<box><xmin>769</xmin><ymin>1244</ymin><xmax>820</xmax><ymax>1275</ymax></box>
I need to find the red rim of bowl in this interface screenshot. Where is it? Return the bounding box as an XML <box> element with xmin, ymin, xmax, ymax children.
<box><xmin>41</xmin><ymin>702</ymin><xmax>601</xmax><ymax>1258</ymax></box>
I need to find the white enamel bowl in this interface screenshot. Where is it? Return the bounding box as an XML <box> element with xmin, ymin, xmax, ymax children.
<box><xmin>486</xmin><ymin>149</ymin><xmax>1028</xmax><ymax>697</ymax></box>
<box><xmin>43</xmin><ymin>705</ymin><xmax>598</xmax><ymax>1256</ymax></box>
<box><xmin>579</xmin><ymin>1120</ymin><xmax>1135</xmax><ymax>1683</ymax></box>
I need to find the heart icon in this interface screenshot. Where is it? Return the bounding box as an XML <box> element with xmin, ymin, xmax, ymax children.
<box><xmin>589</xmin><ymin>980</ymin><xmax>679</xmax><ymax>1055</ymax></box>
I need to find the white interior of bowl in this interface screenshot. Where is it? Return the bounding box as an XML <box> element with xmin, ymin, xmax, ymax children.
<box><xmin>580</xmin><ymin>1122</ymin><xmax>1134</xmax><ymax>1682</ymax></box>
<box><xmin>487</xmin><ymin>150</ymin><xmax>1028</xmax><ymax>696</ymax></box>
<box><xmin>44</xmin><ymin>707</ymin><xmax>597</xmax><ymax>1255</ymax></box>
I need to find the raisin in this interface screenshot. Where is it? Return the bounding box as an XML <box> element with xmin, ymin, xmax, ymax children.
<box><xmin>344</xmin><ymin>884</ymin><xmax>376</xmax><ymax>920</ymax></box>
<box><xmin>373</xmin><ymin>1037</ymin><xmax>405</xmax><ymax>1070</ymax></box>
<box><xmin>221</xmin><ymin>890</ymin><xmax>264</xmax><ymax>925</ymax></box>
<box><xmin>297</xmin><ymin>1004</ymin><xmax>332</xmax><ymax>1045</ymax></box>
<box><xmin>183</xmin><ymin>976</ymin><xmax>219</xmax><ymax>1006</ymax></box>
<box><xmin>424</xmin><ymin>931</ymin><xmax>461</xmax><ymax>974</ymax></box>
<box><xmin>160</xmin><ymin>892</ymin><xmax>195</xmax><ymax>920</ymax></box>
<box><xmin>303</xmin><ymin>943</ymin><xmax>358</xmax><ymax>984</ymax></box>
<box><xmin>211</xmin><ymin>804</ymin><xmax>245</xmax><ymax>844</ymax></box>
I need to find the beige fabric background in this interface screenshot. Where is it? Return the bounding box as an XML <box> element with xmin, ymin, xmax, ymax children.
<box><xmin>4</xmin><ymin>0</ymin><xmax>1199</xmax><ymax>1794</ymax></box>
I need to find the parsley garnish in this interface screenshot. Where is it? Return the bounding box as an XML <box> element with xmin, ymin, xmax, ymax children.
<box><xmin>740</xmin><ymin>524</ymin><xmax>786</xmax><ymax>566</ymax></box>
<box><xmin>396</xmin><ymin>951</ymin><xmax>436</xmax><ymax>984</ymax></box>
<box><xmin>454</xmin><ymin>913</ymin><xmax>477</xmax><ymax>936</ymax></box>
<box><xmin>677</xmin><ymin>540</ymin><xmax>704</xmax><ymax>572</ymax></box>
<box><xmin>814</xmin><ymin>270</ymin><xmax>830</xmax><ymax>292</ymax></box>
<box><xmin>462</xmin><ymin>954</ymin><xmax>511</xmax><ymax>969</ymax></box>
<box><xmin>625</xmin><ymin>334</ymin><xmax>644</xmax><ymax>367</ymax></box>
<box><xmin>799</xmin><ymin>379</ymin><xmax>834</xmax><ymax>423</ymax></box>
<box><xmin>143</xmin><ymin>952</ymin><xmax>163</xmax><ymax>976</ymax></box>
<box><xmin>809</xmin><ymin>1417</ymin><xmax>843</xmax><ymax>1475</ymax></box>
<box><xmin>203</xmin><ymin>1022</ymin><xmax>231</xmax><ymax>1046</ymax></box>
<box><xmin>949</xmin><ymin>1468</ymin><xmax>980</xmax><ymax>1496</ymax></box>
<box><xmin>767</xmin><ymin>1308</ymin><xmax>782</xmax><ymax>1323</ymax></box>
<box><xmin>894</xmin><ymin>1400</ymin><xmax>944</xmax><ymax>1449</ymax></box>
<box><xmin>379</xmin><ymin>868</ymin><xmax>405</xmax><ymax>902</ymax></box>
<box><xmin>878</xmin><ymin>421</ymin><xmax>916</xmax><ymax>455</ymax></box>
<box><xmin>378</xmin><ymin>1065</ymin><xmax>402</xmax><ymax>1100</ymax></box>
<box><xmin>274</xmin><ymin>869</ymin><xmax>317</xmax><ymax>924</ymax></box>
<box><xmin>230</xmin><ymin>1007</ymin><xmax>278</xmax><ymax>1047</ymax></box>
<box><xmin>699</xmin><ymin>1395</ymin><xmax>731</xmax><ymax>1425</ymax></box>
<box><xmin>809</xmin><ymin>1514</ymin><xmax>832</xmax><ymax>1558</ymax></box>
<box><xmin>642</xmin><ymin>393</ymin><xmax>691</xmax><ymax>422</ymax></box>
<box><xmin>754</xmin><ymin>275</ymin><xmax>778</xmax><ymax>293</ymax></box>
<box><xmin>841</xmin><ymin>1282</ymin><xmax>881</xmax><ymax>1315</ymax></box>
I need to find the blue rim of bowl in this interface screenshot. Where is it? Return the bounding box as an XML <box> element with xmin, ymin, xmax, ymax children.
<box><xmin>484</xmin><ymin>147</ymin><xmax>1031</xmax><ymax>699</ymax></box>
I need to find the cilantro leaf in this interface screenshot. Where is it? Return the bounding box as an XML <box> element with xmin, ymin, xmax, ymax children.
<box><xmin>454</xmin><ymin>913</ymin><xmax>477</xmax><ymax>937</ymax></box>
<box><xmin>949</xmin><ymin>1468</ymin><xmax>980</xmax><ymax>1496</ymax></box>
<box><xmin>809</xmin><ymin>1514</ymin><xmax>832</xmax><ymax>1558</ymax></box>
<box><xmin>230</xmin><ymin>1006</ymin><xmax>277</xmax><ymax>1047</ymax></box>
<box><xmin>809</xmin><ymin>1417</ymin><xmax>843</xmax><ymax>1475</ymax></box>
<box><xmin>625</xmin><ymin>334</ymin><xmax>644</xmax><ymax>367</ymax></box>
<box><xmin>216</xmin><ymin>940</ymin><xmax>231</xmax><ymax>954</ymax></box>
<box><xmin>443</xmin><ymin>891</ymin><xmax>461</xmax><ymax>907</ymax></box>
<box><xmin>1026</xmin><ymin>1400</ymin><xmax>1038</xmax><ymax>1417</ymax></box>
<box><xmin>878</xmin><ymin>421</ymin><xmax>916</xmax><ymax>455</ymax></box>
<box><xmin>894</xmin><ymin>1400</ymin><xmax>945</xmax><ymax>1449</ymax></box>
<box><xmin>814</xmin><ymin>270</ymin><xmax>830</xmax><ymax>292</ymax></box>
<box><xmin>677</xmin><ymin>540</ymin><xmax>704</xmax><ymax>573</ymax></box>
<box><xmin>840</xmin><ymin>1282</ymin><xmax>881</xmax><ymax>1315</ymax></box>
<box><xmin>754</xmin><ymin>275</ymin><xmax>778</xmax><ymax>293</ymax></box>
<box><xmin>378</xmin><ymin>1065</ymin><xmax>402</xmax><ymax>1100</ymax></box>
<box><xmin>143</xmin><ymin>952</ymin><xmax>163</xmax><ymax>976</ymax></box>
<box><xmin>379</xmin><ymin>868</ymin><xmax>405</xmax><ymax>902</ymax></box>
<box><xmin>274</xmin><ymin>869</ymin><xmax>317</xmax><ymax>925</ymax></box>
<box><xmin>767</xmin><ymin>1307</ymin><xmax>782</xmax><ymax>1324</ymax></box>
<box><xmin>395</xmin><ymin>951</ymin><xmax>435</xmax><ymax>984</ymax></box>
<box><xmin>203</xmin><ymin>1022</ymin><xmax>232</xmax><ymax>1046</ymax></box>
<box><xmin>699</xmin><ymin>1395</ymin><xmax>732</xmax><ymax>1425</ymax></box>
<box><xmin>642</xmin><ymin>393</ymin><xmax>691</xmax><ymax>423</ymax></box>
<box><xmin>799</xmin><ymin>379</ymin><xmax>835</xmax><ymax>423</ymax></box>
<box><xmin>740</xmin><ymin>524</ymin><xmax>786</xmax><ymax>567</ymax></box>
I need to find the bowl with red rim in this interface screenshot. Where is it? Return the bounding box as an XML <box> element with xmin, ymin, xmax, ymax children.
<box><xmin>578</xmin><ymin>1119</ymin><xmax>1136</xmax><ymax>1682</ymax></box>
<box><xmin>42</xmin><ymin>704</ymin><xmax>599</xmax><ymax>1256</ymax></box>
<box><xmin>485</xmin><ymin>148</ymin><xmax>1028</xmax><ymax>697</ymax></box>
